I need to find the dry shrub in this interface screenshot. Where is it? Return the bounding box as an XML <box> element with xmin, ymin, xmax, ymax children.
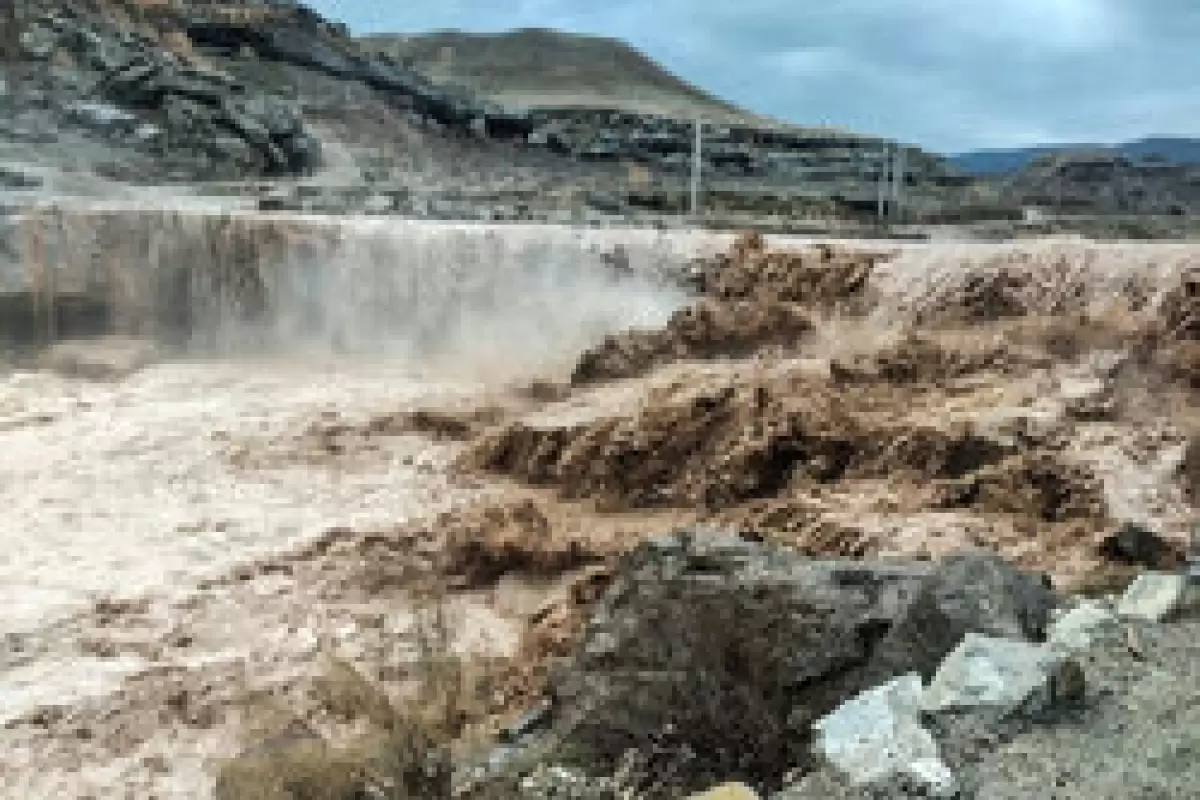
<box><xmin>215</xmin><ymin>601</ymin><xmax>475</xmax><ymax>800</ymax></box>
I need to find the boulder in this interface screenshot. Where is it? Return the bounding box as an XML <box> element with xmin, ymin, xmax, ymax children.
<box><xmin>517</xmin><ymin>765</ymin><xmax>616</xmax><ymax>799</ymax></box>
<box><xmin>0</xmin><ymin>168</ymin><xmax>42</xmax><ymax>190</ymax></box>
<box><xmin>922</xmin><ymin>634</ymin><xmax>1085</xmax><ymax>721</ymax></box>
<box><xmin>18</xmin><ymin>28</ymin><xmax>57</xmax><ymax>60</ymax></box>
<box><xmin>66</xmin><ymin>102</ymin><xmax>140</xmax><ymax>135</ymax></box>
<box><xmin>865</xmin><ymin>551</ymin><xmax>1057</xmax><ymax>683</ymax></box>
<box><xmin>813</xmin><ymin>675</ymin><xmax>956</xmax><ymax>797</ymax></box>
<box><xmin>545</xmin><ymin>531</ymin><xmax>931</xmax><ymax>795</ymax></box>
<box><xmin>1099</xmin><ymin>522</ymin><xmax>1180</xmax><ymax>569</ymax></box>
<box><xmin>1117</xmin><ymin>572</ymin><xmax>1193</xmax><ymax>622</ymax></box>
<box><xmin>1047</xmin><ymin>600</ymin><xmax>1118</xmax><ymax>652</ymax></box>
<box><xmin>536</xmin><ymin>532</ymin><xmax>1060</xmax><ymax>797</ymax></box>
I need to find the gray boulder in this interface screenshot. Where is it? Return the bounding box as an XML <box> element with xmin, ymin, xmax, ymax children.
<box><xmin>1117</xmin><ymin>572</ymin><xmax>1194</xmax><ymax>622</ymax></box>
<box><xmin>813</xmin><ymin>675</ymin><xmax>956</xmax><ymax>797</ymax></box>
<box><xmin>534</xmin><ymin>532</ymin><xmax>1060</xmax><ymax>798</ymax></box>
<box><xmin>66</xmin><ymin>102</ymin><xmax>139</xmax><ymax>135</ymax></box>
<box><xmin>18</xmin><ymin>27</ymin><xmax>57</xmax><ymax>60</ymax></box>
<box><xmin>922</xmin><ymin>634</ymin><xmax>1085</xmax><ymax>722</ymax></box>
<box><xmin>1046</xmin><ymin>600</ymin><xmax>1118</xmax><ymax>652</ymax></box>
<box><xmin>865</xmin><ymin>551</ymin><xmax>1057</xmax><ymax>683</ymax></box>
<box><xmin>0</xmin><ymin>167</ymin><xmax>43</xmax><ymax>190</ymax></box>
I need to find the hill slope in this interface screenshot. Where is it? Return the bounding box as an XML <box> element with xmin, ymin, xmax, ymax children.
<box><xmin>951</xmin><ymin>137</ymin><xmax>1200</xmax><ymax>175</ymax></box>
<box><xmin>358</xmin><ymin>28</ymin><xmax>771</xmax><ymax>125</ymax></box>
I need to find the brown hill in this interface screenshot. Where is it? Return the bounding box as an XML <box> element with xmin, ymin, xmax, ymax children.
<box><xmin>358</xmin><ymin>28</ymin><xmax>776</xmax><ymax>126</ymax></box>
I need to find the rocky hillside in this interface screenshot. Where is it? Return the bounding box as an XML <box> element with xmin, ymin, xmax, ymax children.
<box><xmin>0</xmin><ymin>0</ymin><xmax>548</xmax><ymax>185</ymax></box>
<box><xmin>0</xmin><ymin>1</ymin><xmax>326</xmax><ymax>182</ymax></box>
<box><xmin>0</xmin><ymin>2</ymin><xmax>991</xmax><ymax>227</ymax></box>
<box><xmin>952</xmin><ymin>136</ymin><xmax>1200</xmax><ymax>175</ymax></box>
<box><xmin>997</xmin><ymin>151</ymin><xmax>1200</xmax><ymax>216</ymax></box>
<box><xmin>358</xmin><ymin>28</ymin><xmax>767</xmax><ymax>126</ymax></box>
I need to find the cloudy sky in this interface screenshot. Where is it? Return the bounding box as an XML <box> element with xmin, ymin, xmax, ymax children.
<box><xmin>308</xmin><ymin>1</ymin><xmax>1191</xmax><ymax>153</ymax></box>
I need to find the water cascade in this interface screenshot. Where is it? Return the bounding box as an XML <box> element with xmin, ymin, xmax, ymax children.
<box><xmin>1</xmin><ymin>203</ymin><xmax>699</xmax><ymax>378</ymax></box>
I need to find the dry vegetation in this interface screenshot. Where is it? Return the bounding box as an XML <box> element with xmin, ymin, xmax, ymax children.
<box><xmin>214</xmin><ymin>601</ymin><xmax>473</xmax><ymax>800</ymax></box>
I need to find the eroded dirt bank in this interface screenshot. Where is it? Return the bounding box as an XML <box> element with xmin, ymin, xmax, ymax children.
<box><xmin>1</xmin><ymin>234</ymin><xmax>1196</xmax><ymax>798</ymax></box>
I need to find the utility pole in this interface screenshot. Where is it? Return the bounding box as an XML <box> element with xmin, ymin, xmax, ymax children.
<box><xmin>690</xmin><ymin>117</ymin><xmax>703</xmax><ymax>220</ymax></box>
<box><xmin>892</xmin><ymin>146</ymin><xmax>906</xmax><ymax>223</ymax></box>
<box><xmin>876</xmin><ymin>144</ymin><xmax>889</xmax><ymax>222</ymax></box>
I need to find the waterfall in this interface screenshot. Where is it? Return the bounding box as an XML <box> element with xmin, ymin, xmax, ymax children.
<box><xmin>2</xmin><ymin>203</ymin><xmax>696</xmax><ymax>378</ymax></box>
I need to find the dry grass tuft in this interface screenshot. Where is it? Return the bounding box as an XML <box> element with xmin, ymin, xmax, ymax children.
<box><xmin>215</xmin><ymin>600</ymin><xmax>479</xmax><ymax>799</ymax></box>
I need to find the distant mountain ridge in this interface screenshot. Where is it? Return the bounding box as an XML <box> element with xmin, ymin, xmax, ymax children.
<box><xmin>950</xmin><ymin>137</ymin><xmax>1200</xmax><ymax>175</ymax></box>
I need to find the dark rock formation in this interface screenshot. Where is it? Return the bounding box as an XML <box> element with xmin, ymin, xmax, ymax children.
<box><xmin>184</xmin><ymin>15</ymin><xmax>532</xmax><ymax>139</ymax></box>
<box><xmin>14</xmin><ymin>9</ymin><xmax>322</xmax><ymax>178</ymax></box>
<box><xmin>515</xmin><ymin>531</ymin><xmax>1058</xmax><ymax>797</ymax></box>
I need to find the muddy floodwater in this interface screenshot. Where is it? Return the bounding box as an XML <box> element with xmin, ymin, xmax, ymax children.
<box><xmin>0</xmin><ymin>214</ymin><xmax>1195</xmax><ymax>798</ymax></box>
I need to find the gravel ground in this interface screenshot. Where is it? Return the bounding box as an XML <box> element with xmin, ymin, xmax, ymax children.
<box><xmin>781</xmin><ymin>618</ymin><xmax>1200</xmax><ymax>799</ymax></box>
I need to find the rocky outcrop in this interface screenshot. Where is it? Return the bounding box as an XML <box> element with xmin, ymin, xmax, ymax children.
<box><xmin>185</xmin><ymin>15</ymin><xmax>533</xmax><ymax>140</ymax></box>
<box><xmin>1002</xmin><ymin>151</ymin><xmax>1200</xmax><ymax>216</ymax></box>
<box><xmin>12</xmin><ymin>8</ymin><xmax>321</xmax><ymax>178</ymax></box>
<box><xmin>486</xmin><ymin>531</ymin><xmax>1058</xmax><ymax>798</ymax></box>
